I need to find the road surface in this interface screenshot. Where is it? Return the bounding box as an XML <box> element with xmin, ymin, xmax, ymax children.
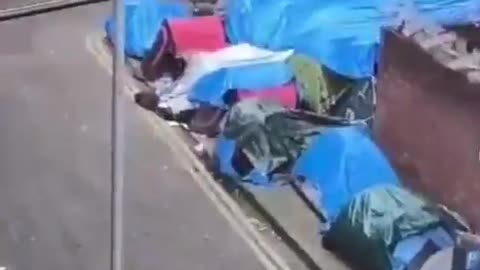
<box><xmin>0</xmin><ymin>3</ymin><xmax>265</xmax><ymax>270</ymax></box>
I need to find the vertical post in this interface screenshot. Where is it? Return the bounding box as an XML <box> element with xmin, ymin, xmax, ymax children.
<box><xmin>111</xmin><ymin>0</ymin><xmax>125</xmax><ymax>269</ymax></box>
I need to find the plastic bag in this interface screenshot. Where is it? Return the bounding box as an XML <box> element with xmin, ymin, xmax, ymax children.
<box><xmin>225</xmin><ymin>0</ymin><xmax>479</xmax><ymax>78</ymax></box>
<box><xmin>105</xmin><ymin>0</ymin><xmax>189</xmax><ymax>58</ymax></box>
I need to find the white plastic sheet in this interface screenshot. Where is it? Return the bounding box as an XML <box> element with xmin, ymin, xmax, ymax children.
<box><xmin>157</xmin><ymin>44</ymin><xmax>293</xmax><ymax>114</ymax></box>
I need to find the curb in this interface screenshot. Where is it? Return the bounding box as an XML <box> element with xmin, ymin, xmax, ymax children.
<box><xmin>85</xmin><ymin>32</ymin><xmax>292</xmax><ymax>270</ymax></box>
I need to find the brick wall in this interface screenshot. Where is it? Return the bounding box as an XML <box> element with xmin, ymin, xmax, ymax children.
<box><xmin>374</xmin><ymin>29</ymin><xmax>480</xmax><ymax>231</ymax></box>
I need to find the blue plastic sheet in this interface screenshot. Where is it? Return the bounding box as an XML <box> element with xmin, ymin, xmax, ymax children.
<box><xmin>105</xmin><ymin>0</ymin><xmax>189</xmax><ymax>58</ymax></box>
<box><xmin>226</xmin><ymin>0</ymin><xmax>479</xmax><ymax>78</ymax></box>
<box><xmin>188</xmin><ymin>62</ymin><xmax>294</xmax><ymax>107</ymax></box>
<box><xmin>215</xmin><ymin>136</ymin><xmax>240</xmax><ymax>180</ymax></box>
<box><xmin>293</xmin><ymin>126</ymin><xmax>400</xmax><ymax>221</ymax></box>
<box><xmin>215</xmin><ymin>136</ymin><xmax>276</xmax><ymax>186</ymax></box>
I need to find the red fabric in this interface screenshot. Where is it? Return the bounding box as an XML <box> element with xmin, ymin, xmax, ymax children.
<box><xmin>167</xmin><ymin>16</ymin><xmax>227</xmax><ymax>54</ymax></box>
<box><xmin>237</xmin><ymin>83</ymin><xmax>298</xmax><ymax>109</ymax></box>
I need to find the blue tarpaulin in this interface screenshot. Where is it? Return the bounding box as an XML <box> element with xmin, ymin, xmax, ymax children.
<box><xmin>226</xmin><ymin>0</ymin><xmax>479</xmax><ymax>78</ymax></box>
<box><xmin>188</xmin><ymin>62</ymin><xmax>294</xmax><ymax>107</ymax></box>
<box><xmin>215</xmin><ymin>136</ymin><xmax>240</xmax><ymax>180</ymax></box>
<box><xmin>215</xmin><ymin>136</ymin><xmax>281</xmax><ymax>186</ymax></box>
<box><xmin>105</xmin><ymin>0</ymin><xmax>189</xmax><ymax>58</ymax></box>
<box><xmin>293</xmin><ymin>126</ymin><xmax>400</xmax><ymax>221</ymax></box>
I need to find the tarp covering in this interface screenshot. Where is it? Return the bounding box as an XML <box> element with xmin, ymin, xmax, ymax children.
<box><xmin>216</xmin><ymin>100</ymin><xmax>340</xmax><ymax>185</ymax></box>
<box><xmin>154</xmin><ymin>44</ymin><xmax>294</xmax><ymax>111</ymax></box>
<box><xmin>188</xmin><ymin>61</ymin><xmax>294</xmax><ymax>107</ymax></box>
<box><xmin>322</xmin><ymin>186</ymin><xmax>448</xmax><ymax>270</ymax></box>
<box><xmin>293</xmin><ymin>126</ymin><xmax>400</xmax><ymax>220</ymax></box>
<box><xmin>226</xmin><ymin>0</ymin><xmax>480</xmax><ymax>78</ymax></box>
<box><xmin>105</xmin><ymin>0</ymin><xmax>189</xmax><ymax>58</ymax></box>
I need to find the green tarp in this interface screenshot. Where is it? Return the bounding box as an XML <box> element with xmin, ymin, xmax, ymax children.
<box><xmin>323</xmin><ymin>186</ymin><xmax>444</xmax><ymax>270</ymax></box>
<box><xmin>223</xmin><ymin>100</ymin><xmax>355</xmax><ymax>180</ymax></box>
<box><xmin>223</xmin><ymin>100</ymin><xmax>327</xmax><ymax>177</ymax></box>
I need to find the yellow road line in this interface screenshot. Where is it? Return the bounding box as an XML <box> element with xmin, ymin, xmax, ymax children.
<box><xmin>85</xmin><ymin>32</ymin><xmax>292</xmax><ymax>270</ymax></box>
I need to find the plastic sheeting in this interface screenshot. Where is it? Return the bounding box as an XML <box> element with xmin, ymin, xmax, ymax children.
<box><xmin>323</xmin><ymin>185</ymin><xmax>447</xmax><ymax>270</ymax></box>
<box><xmin>293</xmin><ymin>126</ymin><xmax>400</xmax><ymax>221</ymax></box>
<box><xmin>105</xmin><ymin>0</ymin><xmax>189</xmax><ymax>58</ymax></box>
<box><xmin>154</xmin><ymin>44</ymin><xmax>294</xmax><ymax>113</ymax></box>
<box><xmin>226</xmin><ymin>0</ymin><xmax>480</xmax><ymax>78</ymax></box>
<box><xmin>215</xmin><ymin>135</ymin><xmax>275</xmax><ymax>186</ymax></box>
<box><xmin>189</xmin><ymin>62</ymin><xmax>294</xmax><ymax>107</ymax></box>
<box><xmin>185</xmin><ymin>44</ymin><xmax>294</xmax><ymax>107</ymax></box>
<box><xmin>216</xmin><ymin>100</ymin><xmax>337</xmax><ymax>186</ymax></box>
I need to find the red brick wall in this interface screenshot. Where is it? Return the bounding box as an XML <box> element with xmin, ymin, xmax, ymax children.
<box><xmin>374</xmin><ymin>30</ymin><xmax>480</xmax><ymax>231</ymax></box>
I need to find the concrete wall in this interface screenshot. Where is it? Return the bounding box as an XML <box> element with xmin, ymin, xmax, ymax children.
<box><xmin>374</xmin><ymin>29</ymin><xmax>480</xmax><ymax>231</ymax></box>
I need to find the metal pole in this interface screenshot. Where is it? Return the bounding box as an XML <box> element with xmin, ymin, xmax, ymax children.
<box><xmin>111</xmin><ymin>0</ymin><xmax>125</xmax><ymax>268</ymax></box>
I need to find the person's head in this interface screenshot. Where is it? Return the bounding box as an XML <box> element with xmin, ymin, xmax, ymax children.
<box><xmin>134</xmin><ymin>91</ymin><xmax>159</xmax><ymax>112</ymax></box>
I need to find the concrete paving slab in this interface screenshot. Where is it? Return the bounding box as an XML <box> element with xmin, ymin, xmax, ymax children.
<box><xmin>245</xmin><ymin>186</ymin><xmax>351</xmax><ymax>270</ymax></box>
<box><xmin>0</xmin><ymin>3</ymin><xmax>270</xmax><ymax>270</ymax></box>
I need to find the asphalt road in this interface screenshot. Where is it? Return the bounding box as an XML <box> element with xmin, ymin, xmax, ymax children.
<box><xmin>0</xmin><ymin>3</ymin><xmax>264</xmax><ymax>270</ymax></box>
<box><xmin>0</xmin><ymin>0</ymin><xmax>76</xmax><ymax>11</ymax></box>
